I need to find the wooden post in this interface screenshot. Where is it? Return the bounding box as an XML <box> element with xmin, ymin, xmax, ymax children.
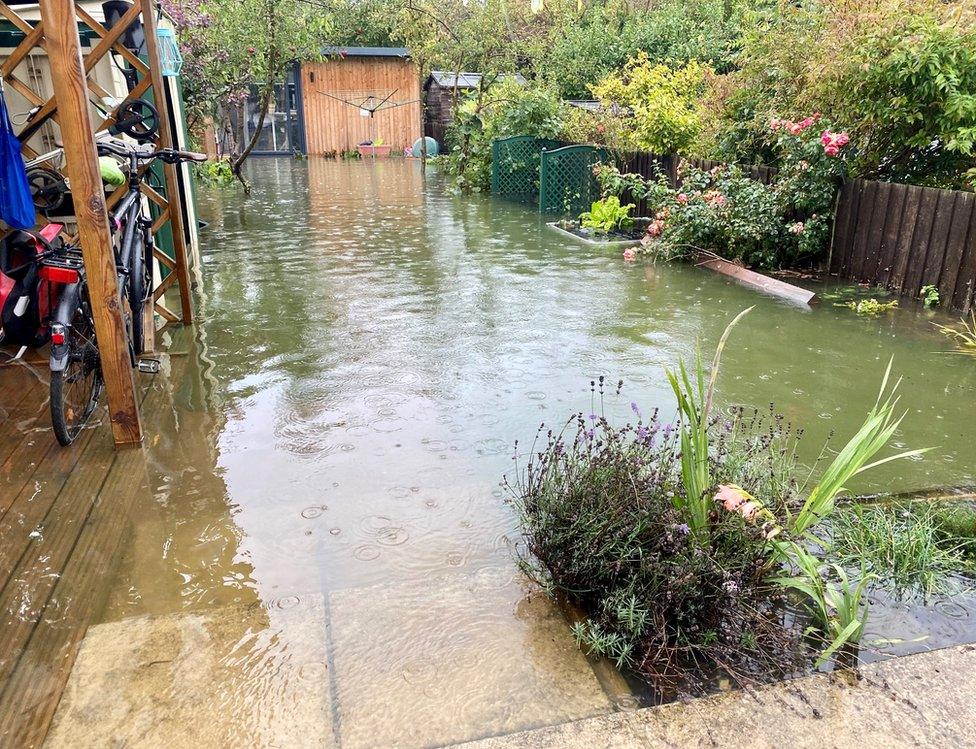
<box><xmin>140</xmin><ymin>0</ymin><xmax>194</xmax><ymax>324</ymax></box>
<box><xmin>40</xmin><ymin>0</ymin><xmax>142</xmax><ymax>448</ymax></box>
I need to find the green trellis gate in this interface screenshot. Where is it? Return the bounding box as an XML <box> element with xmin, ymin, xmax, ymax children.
<box><xmin>490</xmin><ymin>136</ymin><xmax>563</xmax><ymax>205</ymax></box>
<box><xmin>539</xmin><ymin>144</ymin><xmax>612</xmax><ymax>216</ymax></box>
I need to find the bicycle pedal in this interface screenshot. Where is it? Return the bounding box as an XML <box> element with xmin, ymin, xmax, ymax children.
<box><xmin>137</xmin><ymin>358</ymin><xmax>161</xmax><ymax>374</ymax></box>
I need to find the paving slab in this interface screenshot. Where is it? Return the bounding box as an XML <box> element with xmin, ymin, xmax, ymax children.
<box><xmin>328</xmin><ymin>565</ymin><xmax>612</xmax><ymax>748</ymax></box>
<box><xmin>46</xmin><ymin>595</ymin><xmax>335</xmax><ymax>748</ymax></box>
<box><xmin>453</xmin><ymin>643</ymin><xmax>976</xmax><ymax>748</ymax></box>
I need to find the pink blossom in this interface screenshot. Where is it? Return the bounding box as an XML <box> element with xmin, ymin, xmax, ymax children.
<box><xmin>715</xmin><ymin>484</ymin><xmax>745</xmax><ymax>512</ymax></box>
<box><xmin>704</xmin><ymin>190</ymin><xmax>726</xmax><ymax>207</ymax></box>
<box><xmin>739</xmin><ymin>502</ymin><xmax>759</xmax><ymax>521</ymax></box>
<box><xmin>820</xmin><ymin>130</ymin><xmax>851</xmax><ymax>155</ymax></box>
<box><xmin>647</xmin><ymin>219</ymin><xmax>665</xmax><ymax>237</ymax></box>
<box><xmin>622</xmin><ymin>248</ymin><xmax>636</xmax><ymax>262</ymax></box>
<box><xmin>770</xmin><ymin>118</ymin><xmax>783</xmax><ymax>131</ymax></box>
<box><xmin>676</xmin><ymin>193</ymin><xmax>688</xmax><ymax>205</ymax></box>
<box><xmin>789</xmin><ymin>222</ymin><xmax>805</xmax><ymax>235</ymax></box>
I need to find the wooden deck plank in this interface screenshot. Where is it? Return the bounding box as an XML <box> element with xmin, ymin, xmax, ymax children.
<box><xmin>0</xmin><ymin>334</ymin><xmax>189</xmax><ymax>747</ymax></box>
<box><xmin>0</xmin><ymin>450</ymin><xmax>149</xmax><ymax>748</ymax></box>
<box><xmin>0</xmin><ymin>412</ymin><xmax>101</xmax><ymax>524</ymax></box>
<box><xmin>0</xmin><ymin>364</ymin><xmax>46</xmax><ymax>465</ymax></box>
<box><xmin>0</xmin><ymin>423</ymin><xmax>114</xmax><ymax>689</ymax></box>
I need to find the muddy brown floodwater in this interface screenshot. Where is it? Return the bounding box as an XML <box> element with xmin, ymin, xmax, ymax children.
<box><xmin>47</xmin><ymin>158</ymin><xmax>976</xmax><ymax>746</ymax></box>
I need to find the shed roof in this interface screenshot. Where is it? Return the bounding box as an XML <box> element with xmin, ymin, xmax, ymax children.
<box><xmin>424</xmin><ymin>71</ymin><xmax>527</xmax><ymax>90</ymax></box>
<box><xmin>321</xmin><ymin>46</ymin><xmax>411</xmax><ymax>58</ymax></box>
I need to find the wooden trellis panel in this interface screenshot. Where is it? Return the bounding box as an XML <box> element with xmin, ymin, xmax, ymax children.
<box><xmin>2</xmin><ymin>0</ymin><xmax>193</xmax><ymax>336</ymax></box>
<box><xmin>1</xmin><ymin>0</ymin><xmax>196</xmax><ymax>446</ymax></box>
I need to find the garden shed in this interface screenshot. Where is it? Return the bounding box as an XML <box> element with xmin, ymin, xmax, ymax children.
<box><xmin>423</xmin><ymin>70</ymin><xmax>526</xmax><ymax>145</ymax></box>
<box><xmin>300</xmin><ymin>47</ymin><xmax>421</xmax><ymax>155</ymax></box>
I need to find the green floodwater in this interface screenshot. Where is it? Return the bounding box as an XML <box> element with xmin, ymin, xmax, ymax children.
<box><xmin>86</xmin><ymin>158</ymin><xmax>976</xmax><ymax>737</ymax></box>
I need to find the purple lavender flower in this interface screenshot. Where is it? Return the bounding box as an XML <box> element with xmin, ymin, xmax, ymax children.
<box><xmin>673</xmin><ymin>523</ymin><xmax>690</xmax><ymax>535</ymax></box>
<box><xmin>631</xmin><ymin>401</ymin><xmax>641</xmax><ymax>417</ymax></box>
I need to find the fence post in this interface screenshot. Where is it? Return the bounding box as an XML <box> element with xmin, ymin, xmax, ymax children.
<box><xmin>40</xmin><ymin>0</ymin><xmax>142</xmax><ymax>447</ymax></box>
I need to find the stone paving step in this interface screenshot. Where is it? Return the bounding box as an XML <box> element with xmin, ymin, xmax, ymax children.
<box><xmin>46</xmin><ymin>565</ymin><xmax>613</xmax><ymax>747</ymax></box>
<box><xmin>451</xmin><ymin>643</ymin><xmax>976</xmax><ymax>749</ymax></box>
<box><xmin>327</xmin><ymin>565</ymin><xmax>612</xmax><ymax>748</ymax></box>
<box><xmin>46</xmin><ymin>595</ymin><xmax>335</xmax><ymax>747</ymax></box>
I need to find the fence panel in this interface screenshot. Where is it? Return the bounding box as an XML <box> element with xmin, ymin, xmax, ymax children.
<box><xmin>539</xmin><ymin>144</ymin><xmax>612</xmax><ymax>215</ymax></box>
<box><xmin>490</xmin><ymin>136</ymin><xmax>564</xmax><ymax>205</ymax></box>
<box><xmin>830</xmin><ymin>179</ymin><xmax>976</xmax><ymax>312</ymax></box>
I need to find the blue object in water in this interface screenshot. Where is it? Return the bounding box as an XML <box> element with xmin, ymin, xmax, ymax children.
<box><xmin>411</xmin><ymin>137</ymin><xmax>439</xmax><ymax>158</ymax></box>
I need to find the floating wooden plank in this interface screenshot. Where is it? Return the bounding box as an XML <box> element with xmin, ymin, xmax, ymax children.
<box><xmin>693</xmin><ymin>253</ymin><xmax>819</xmax><ymax>307</ymax></box>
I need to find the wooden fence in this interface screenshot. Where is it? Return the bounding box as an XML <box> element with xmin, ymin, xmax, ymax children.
<box><xmin>830</xmin><ymin>180</ymin><xmax>976</xmax><ymax>313</ymax></box>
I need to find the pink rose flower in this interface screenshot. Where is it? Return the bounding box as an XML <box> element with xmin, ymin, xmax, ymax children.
<box><xmin>647</xmin><ymin>219</ymin><xmax>665</xmax><ymax>237</ymax></box>
<box><xmin>824</xmin><ymin>144</ymin><xmax>840</xmax><ymax>157</ymax></box>
<box><xmin>789</xmin><ymin>222</ymin><xmax>805</xmax><ymax>235</ymax></box>
<box><xmin>622</xmin><ymin>248</ymin><xmax>636</xmax><ymax>262</ymax></box>
<box><xmin>676</xmin><ymin>193</ymin><xmax>688</xmax><ymax>205</ymax></box>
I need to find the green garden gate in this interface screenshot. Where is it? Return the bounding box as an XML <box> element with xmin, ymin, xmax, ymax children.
<box><xmin>490</xmin><ymin>136</ymin><xmax>563</xmax><ymax>205</ymax></box>
<box><xmin>539</xmin><ymin>144</ymin><xmax>611</xmax><ymax>216</ymax></box>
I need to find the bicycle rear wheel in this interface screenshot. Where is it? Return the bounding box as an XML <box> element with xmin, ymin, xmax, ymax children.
<box><xmin>51</xmin><ymin>302</ymin><xmax>103</xmax><ymax>446</ymax></box>
<box><xmin>129</xmin><ymin>230</ymin><xmax>148</xmax><ymax>357</ymax></box>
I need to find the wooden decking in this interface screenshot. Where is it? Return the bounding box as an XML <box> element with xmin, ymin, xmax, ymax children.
<box><xmin>0</xmin><ymin>338</ymin><xmax>184</xmax><ymax>747</ymax></box>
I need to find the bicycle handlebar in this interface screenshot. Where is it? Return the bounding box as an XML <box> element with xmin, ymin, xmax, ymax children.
<box><xmin>96</xmin><ymin>137</ymin><xmax>207</xmax><ymax>164</ymax></box>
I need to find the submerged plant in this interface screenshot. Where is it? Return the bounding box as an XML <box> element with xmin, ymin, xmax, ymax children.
<box><xmin>920</xmin><ymin>284</ymin><xmax>940</xmax><ymax>308</ymax></box>
<box><xmin>838</xmin><ymin>298</ymin><xmax>899</xmax><ymax>315</ymax></box>
<box><xmin>831</xmin><ymin>503</ymin><xmax>976</xmax><ymax>597</ymax></box>
<box><xmin>936</xmin><ymin>314</ymin><xmax>976</xmax><ymax>356</ymax></box>
<box><xmin>771</xmin><ymin>544</ymin><xmax>875</xmax><ymax>666</ymax></box>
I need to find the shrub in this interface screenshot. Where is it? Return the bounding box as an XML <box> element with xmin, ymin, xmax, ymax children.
<box><xmin>591</xmin><ymin>54</ymin><xmax>713</xmax><ymax>155</ymax></box>
<box><xmin>539</xmin><ymin>0</ymin><xmax>738</xmax><ymax>100</ymax></box>
<box><xmin>507</xmin><ymin>313</ymin><xmax>925</xmax><ymax>689</ymax></box>
<box><xmin>446</xmin><ymin>79</ymin><xmax>564</xmax><ymax>192</ymax></box>
<box><xmin>638</xmin><ymin>116</ymin><xmax>849</xmax><ymax>269</ymax></box>
<box><xmin>716</xmin><ymin>0</ymin><xmax>976</xmax><ymax>190</ymax></box>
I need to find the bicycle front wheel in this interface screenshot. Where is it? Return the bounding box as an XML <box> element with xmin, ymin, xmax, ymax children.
<box><xmin>51</xmin><ymin>304</ymin><xmax>103</xmax><ymax>446</ymax></box>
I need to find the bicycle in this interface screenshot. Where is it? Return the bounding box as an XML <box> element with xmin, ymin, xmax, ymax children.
<box><xmin>37</xmin><ymin>139</ymin><xmax>205</xmax><ymax>445</ymax></box>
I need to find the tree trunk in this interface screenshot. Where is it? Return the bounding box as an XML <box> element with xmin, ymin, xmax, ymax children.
<box><xmin>230</xmin><ymin>73</ymin><xmax>276</xmax><ymax>195</ymax></box>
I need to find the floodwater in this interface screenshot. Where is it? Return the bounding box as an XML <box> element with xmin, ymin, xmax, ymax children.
<box><xmin>48</xmin><ymin>159</ymin><xmax>976</xmax><ymax>743</ymax></box>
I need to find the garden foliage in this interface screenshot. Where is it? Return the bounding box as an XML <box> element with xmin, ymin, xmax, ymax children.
<box><xmin>596</xmin><ymin>116</ymin><xmax>850</xmax><ymax>269</ymax></box>
<box><xmin>507</xmin><ymin>311</ymin><xmax>926</xmax><ymax>689</ymax></box>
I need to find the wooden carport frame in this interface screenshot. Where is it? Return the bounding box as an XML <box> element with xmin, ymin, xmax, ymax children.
<box><xmin>0</xmin><ymin>0</ymin><xmax>195</xmax><ymax>447</ymax></box>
